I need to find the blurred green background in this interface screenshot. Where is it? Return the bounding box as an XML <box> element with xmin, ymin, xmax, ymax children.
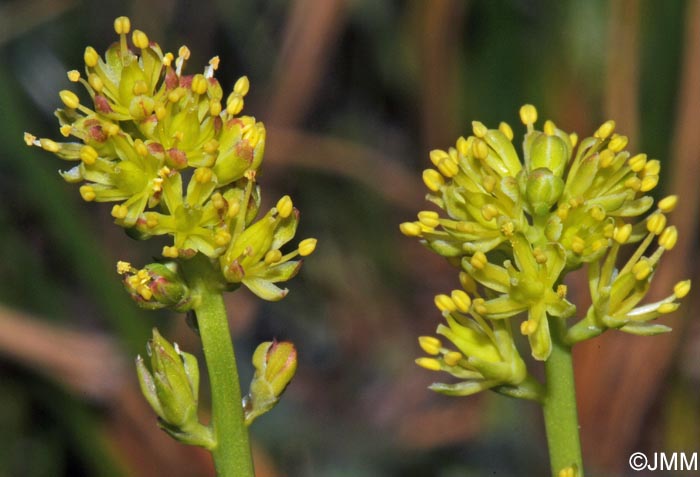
<box><xmin>1</xmin><ymin>0</ymin><xmax>699</xmax><ymax>476</ymax></box>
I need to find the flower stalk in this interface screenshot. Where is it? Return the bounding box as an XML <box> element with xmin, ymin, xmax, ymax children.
<box><xmin>542</xmin><ymin>317</ymin><xmax>583</xmax><ymax>477</ymax></box>
<box><xmin>182</xmin><ymin>255</ymin><xmax>253</xmax><ymax>477</ymax></box>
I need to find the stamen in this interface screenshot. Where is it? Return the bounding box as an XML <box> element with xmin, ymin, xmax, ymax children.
<box><xmin>519</xmin><ymin>104</ymin><xmax>537</xmax><ymax>128</ymax></box>
<box><xmin>434</xmin><ymin>294</ymin><xmax>457</xmax><ymax>312</ymax></box>
<box><xmin>418</xmin><ymin>336</ymin><xmax>442</xmax><ymax>356</ymax></box>
<box><xmin>298</xmin><ymin>238</ymin><xmax>317</xmax><ymax>256</ymax></box>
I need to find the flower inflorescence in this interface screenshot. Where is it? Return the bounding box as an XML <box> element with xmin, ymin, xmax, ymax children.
<box><xmin>403</xmin><ymin>105</ymin><xmax>690</xmax><ymax>397</ymax></box>
<box><xmin>26</xmin><ymin>16</ymin><xmax>316</xmax><ymax>303</ymax></box>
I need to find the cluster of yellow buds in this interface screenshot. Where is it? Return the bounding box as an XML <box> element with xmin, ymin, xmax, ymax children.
<box><xmin>25</xmin><ymin>16</ymin><xmax>316</xmax><ymax>304</ymax></box>
<box><xmin>402</xmin><ymin>105</ymin><xmax>690</xmax><ymax>396</ymax></box>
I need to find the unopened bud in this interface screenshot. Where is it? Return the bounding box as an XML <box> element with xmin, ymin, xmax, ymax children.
<box><xmin>136</xmin><ymin>328</ymin><xmax>200</xmax><ymax>429</ymax></box>
<box><xmin>525</xmin><ymin>168</ymin><xmax>564</xmax><ymax>215</ymax></box>
<box><xmin>244</xmin><ymin>341</ymin><xmax>297</xmax><ymax>425</ymax></box>
<box><xmin>529</xmin><ymin>133</ymin><xmax>568</xmax><ymax>177</ymax></box>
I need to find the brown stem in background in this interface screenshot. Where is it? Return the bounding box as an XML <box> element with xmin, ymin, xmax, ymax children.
<box><xmin>604</xmin><ymin>0</ymin><xmax>640</xmax><ymax>148</ymax></box>
<box><xmin>419</xmin><ymin>0</ymin><xmax>467</xmax><ymax>150</ymax></box>
<box><xmin>265</xmin><ymin>0</ymin><xmax>347</xmax><ymax>127</ymax></box>
<box><xmin>265</xmin><ymin>126</ymin><xmax>425</xmax><ymax>210</ymax></box>
<box><xmin>0</xmin><ymin>306</ymin><xmax>125</xmax><ymax>400</ymax></box>
<box><xmin>0</xmin><ymin>0</ymin><xmax>76</xmax><ymax>46</ymax></box>
<box><xmin>578</xmin><ymin>1</ymin><xmax>700</xmax><ymax>472</ymax></box>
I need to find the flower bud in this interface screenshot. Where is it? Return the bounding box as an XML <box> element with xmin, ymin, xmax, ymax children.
<box><xmin>136</xmin><ymin>329</ymin><xmax>200</xmax><ymax>429</ymax></box>
<box><xmin>244</xmin><ymin>341</ymin><xmax>297</xmax><ymax>425</ymax></box>
<box><xmin>525</xmin><ymin>168</ymin><xmax>564</xmax><ymax>215</ymax></box>
<box><xmin>529</xmin><ymin>133</ymin><xmax>568</xmax><ymax>177</ymax></box>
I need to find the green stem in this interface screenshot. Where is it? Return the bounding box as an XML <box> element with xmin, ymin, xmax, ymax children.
<box><xmin>184</xmin><ymin>256</ymin><xmax>255</xmax><ymax>477</ymax></box>
<box><xmin>542</xmin><ymin>316</ymin><xmax>584</xmax><ymax>477</ymax></box>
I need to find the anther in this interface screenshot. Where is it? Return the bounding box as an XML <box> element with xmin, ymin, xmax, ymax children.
<box><xmin>608</xmin><ymin>134</ymin><xmax>628</xmax><ymax>152</ymax></box>
<box><xmin>434</xmin><ymin>294</ymin><xmax>457</xmax><ymax>313</ymax></box>
<box><xmin>429</xmin><ymin>149</ymin><xmax>449</xmax><ymax>167</ymax></box>
<box><xmin>298</xmin><ymin>238</ymin><xmax>317</xmax><ymax>256</ymax></box>
<box><xmin>79</xmin><ymin>185</ymin><xmax>96</xmax><ymax>201</ymax></box>
<box><xmin>472</xmin><ymin>121</ymin><xmax>488</xmax><ymax>138</ymax></box>
<box><xmin>674</xmin><ymin>280</ymin><xmax>691</xmax><ymax>299</ymax></box>
<box><xmin>162</xmin><ymin>246</ymin><xmax>179</xmax><ymax>258</ymax></box>
<box><xmin>520</xmin><ymin>320</ymin><xmax>537</xmax><ymax>335</ymax></box>
<box><xmin>543</xmin><ymin>120</ymin><xmax>556</xmax><ymax>136</ymax></box>
<box><xmin>470</xmin><ymin>251</ymin><xmax>488</xmax><ymax>270</ymax></box>
<box><xmin>116</xmin><ymin>261</ymin><xmax>132</xmax><ymax>274</ymax></box>
<box><xmin>472</xmin><ymin>138</ymin><xmax>489</xmax><ymax>160</ymax></box>
<box><xmin>59</xmin><ymin>90</ymin><xmax>80</xmax><ymax>109</ymax></box>
<box><xmin>571</xmin><ymin>236</ymin><xmax>585</xmax><ymax>254</ymax></box>
<box><xmin>519</xmin><ymin>104</ymin><xmax>538</xmax><ymax>126</ymax></box>
<box><xmin>264</xmin><ymin>249</ymin><xmax>282</xmax><ymax>265</ymax></box>
<box><xmin>276</xmin><ymin>195</ymin><xmax>294</xmax><ymax>219</ymax></box>
<box><xmin>191</xmin><ymin>74</ymin><xmax>208</xmax><ymax>95</ymax></box>
<box><xmin>422</xmin><ymin>169</ymin><xmax>445</xmax><ymax>192</ymax></box>
<box><xmin>132</xmin><ymin>29</ymin><xmax>149</xmax><ymax>49</ymax></box>
<box><xmin>640</xmin><ymin>175</ymin><xmax>659</xmax><ymax>192</ymax></box>
<box><xmin>658</xmin><ymin>303</ymin><xmax>679</xmax><ymax>314</ymax></box>
<box><xmin>87</xmin><ymin>73</ymin><xmax>104</xmax><ymax>92</ymax></box>
<box><xmin>399</xmin><ymin>222</ymin><xmax>422</xmax><ymax>237</ymax></box>
<box><xmin>67</xmin><ymin>70</ymin><xmax>80</xmax><ymax>82</ymax></box>
<box><xmin>613</xmin><ymin>224</ymin><xmax>632</xmax><ymax>244</ymax></box>
<box><xmin>80</xmin><ymin>145</ymin><xmax>98</xmax><ymax>165</ymax></box>
<box><xmin>84</xmin><ymin>46</ymin><xmax>99</xmax><ymax>67</ymax></box>
<box><xmin>194</xmin><ymin>167</ymin><xmax>213</xmax><ymax>184</ymax></box>
<box><xmin>417</xmin><ymin>211</ymin><xmax>440</xmax><ymax>229</ymax></box>
<box><xmin>415</xmin><ymin>357</ymin><xmax>441</xmax><ymax>371</ymax></box>
<box><xmin>451</xmin><ymin>290</ymin><xmax>471</xmax><ymax>313</ymax></box>
<box><xmin>437</xmin><ymin>158</ymin><xmax>459</xmax><ymax>178</ymax></box>
<box><xmin>443</xmin><ymin>351</ymin><xmax>462</xmax><ymax>366</ymax></box>
<box><xmin>646</xmin><ymin>213</ymin><xmax>666</xmax><ymax>235</ymax></box>
<box><xmin>594</xmin><ymin>120</ymin><xmax>615</xmax><ymax>140</ymax></box>
<box><xmin>658</xmin><ymin>195</ymin><xmax>678</xmax><ymax>213</ymax></box>
<box><xmin>113</xmin><ymin>16</ymin><xmax>131</xmax><ymax>35</ymax></box>
<box><xmin>418</xmin><ymin>336</ymin><xmax>442</xmax><ymax>356</ymax></box>
<box><xmin>234</xmin><ymin>76</ymin><xmax>250</xmax><ymax>96</ymax></box>
<box><xmin>628</xmin><ymin>153</ymin><xmax>647</xmax><ymax>172</ymax></box>
<box><xmin>499</xmin><ymin>122</ymin><xmax>514</xmax><ymax>141</ymax></box>
<box><xmin>658</xmin><ymin>226</ymin><xmax>678</xmax><ymax>250</ymax></box>
<box><xmin>111</xmin><ymin>204</ymin><xmax>128</xmax><ymax>219</ymax></box>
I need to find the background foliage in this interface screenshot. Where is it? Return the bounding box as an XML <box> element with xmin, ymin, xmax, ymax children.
<box><xmin>1</xmin><ymin>1</ymin><xmax>698</xmax><ymax>476</ymax></box>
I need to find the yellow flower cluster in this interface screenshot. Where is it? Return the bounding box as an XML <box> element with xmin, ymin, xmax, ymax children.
<box><xmin>403</xmin><ymin>105</ymin><xmax>690</xmax><ymax>397</ymax></box>
<box><xmin>26</xmin><ymin>17</ymin><xmax>316</xmax><ymax>302</ymax></box>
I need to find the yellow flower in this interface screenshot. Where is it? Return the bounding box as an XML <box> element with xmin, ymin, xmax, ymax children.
<box><xmin>26</xmin><ymin>16</ymin><xmax>316</xmax><ymax>303</ymax></box>
<box><xmin>415</xmin><ymin>290</ymin><xmax>539</xmax><ymax>399</ymax></box>
<box><xmin>405</xmin><ymin>105</ymin><xmax>690</xmax><ymax>394</ymax></box>
<box><xmin>568</xmin><ymin>217</ymin><xmax>690</xmax><ymax>342</ymax></box>
<box><xmin>220</xmin><ymin>193</ymin><xmax>316</xmax><ymax>301</ymax></box>
<box><xmin>462</xmin><ymin>234</ymin><xmax>575</xmax><ymax>360</ymax></box>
